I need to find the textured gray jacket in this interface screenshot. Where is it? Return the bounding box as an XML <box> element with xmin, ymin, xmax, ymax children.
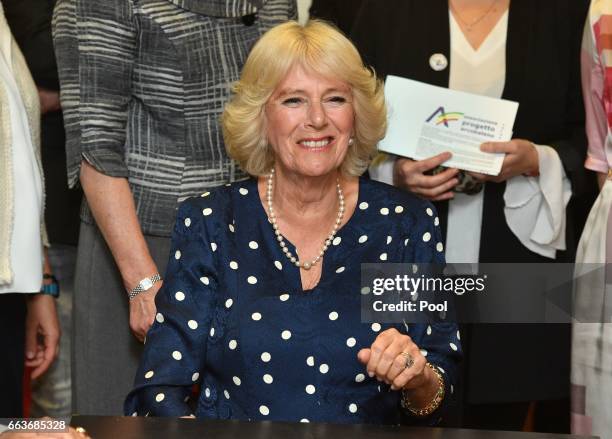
<box><xmin>53</xmin><ymin>0</ymin><xmax>295</xmax><ymax>236</ymax></box>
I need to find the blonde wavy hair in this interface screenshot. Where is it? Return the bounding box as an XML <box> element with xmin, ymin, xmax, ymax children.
<box><xmin>222</xmin><ymin>19</ymin><xmax>387</xmax><ymax>177</ymax></box>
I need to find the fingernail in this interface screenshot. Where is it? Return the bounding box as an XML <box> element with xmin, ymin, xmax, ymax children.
<box><xmin>26</xmin><ymin>351</ymin><xmax>34</xmax><ymax>359</ymax></box>
<box><xmin>390</xmin><ymin>385</ymin><xmax>397</xmax><ymax>391</ymax></box>
<box><xmin>368</xmin><ymin>371</ymin><xmax>375</xmax><ymax>378</ymax></box>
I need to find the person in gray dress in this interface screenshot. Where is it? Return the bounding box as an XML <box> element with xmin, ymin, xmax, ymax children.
<box><xmin>53</xmin><ymin>0</ymin><xmax>296</xmax><ymax>415</ymax></box>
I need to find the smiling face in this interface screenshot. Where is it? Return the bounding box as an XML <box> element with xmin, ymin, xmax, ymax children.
<box><xmin>265</xmin><ymin>64</ymin><xmax>355</xmax><ymax>179</ymax></box>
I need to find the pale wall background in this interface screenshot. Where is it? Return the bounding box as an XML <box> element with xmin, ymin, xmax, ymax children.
<box><xmin>297</xmin><ymin>0</ymin><xmax>312</xmax><ymax>24</ymax></box>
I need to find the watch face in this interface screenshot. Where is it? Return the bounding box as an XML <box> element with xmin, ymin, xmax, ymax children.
<box><xmin>141</xmin><ymin>278</ymin><xmax>154</xmax><ymax>290</ymax></box>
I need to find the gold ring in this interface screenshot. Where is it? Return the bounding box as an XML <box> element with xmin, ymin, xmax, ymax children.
<box><xmin>75</xmin><ymin>426</ymin><xmax>88</xmax><ymax>435</ymax></box>
<box><xmin>401</xmin><ymin>352</ymin><xmax>414</xmax><ymax>369</ymax></box>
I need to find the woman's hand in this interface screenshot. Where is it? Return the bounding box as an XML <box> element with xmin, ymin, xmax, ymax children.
<box><xmin>25</xmin><ymin>294</ymin><xmax>60</xmax><ymax>379</ymax></box>
<box><xmin>357</xmin><ymin>328</ymin><xmax>432</xmax><ymax>391</ymax></box>
<box><xmin>129</xmin><ymin>281</ymin><xmax>162</xmax><ymax>342</ymax></box>
<box><xmin>393</xmin><ymin>152</ymin><xmax>459</xmax><ymax>201</ymax></box>
<box><xmin>468</xmin><ymin>139</ymin><xmax>539</xmax><ymax>183</ymax></box>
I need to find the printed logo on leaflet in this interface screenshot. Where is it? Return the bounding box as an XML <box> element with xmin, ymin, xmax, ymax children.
<box><xmin>425</xmin><ymin>106</ymin><xmax>464</xmax><ymax>127</ymax></box>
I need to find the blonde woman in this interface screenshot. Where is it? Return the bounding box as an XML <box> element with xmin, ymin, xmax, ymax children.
<box><xmin>125</xmin><ymin>20</ymin><xmax>461</xmax><ymax>424</ymax></box>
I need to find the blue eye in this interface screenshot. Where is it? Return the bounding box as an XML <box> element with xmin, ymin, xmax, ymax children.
<box><xmin>325</xmin><ymin>96</ymin><xmax>349</xmax><ymax>106</ymax></box>
<box><xmin>282</xmin><ymin>97</ymin><xmax>304</xmax><ymax>107</ymax></box>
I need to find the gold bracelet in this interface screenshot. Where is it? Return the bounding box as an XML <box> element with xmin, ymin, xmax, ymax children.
<box><xmin>400</xmin><ymin>362</ymin><xmax>445</xmax><ymax>417</ymax></box>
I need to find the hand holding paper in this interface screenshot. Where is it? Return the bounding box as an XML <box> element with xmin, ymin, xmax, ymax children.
<box><xmin>467</xmin><ymin>139</ymin><xmax>539</xmax><ymax>182</ymax></box>
<box><xmin>393</xmin><ymin>153</ymin><xmax>460</xmax><ymax>201</ymax></box>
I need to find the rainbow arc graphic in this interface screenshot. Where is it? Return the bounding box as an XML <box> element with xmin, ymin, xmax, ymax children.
<box><xmin>425</xmin><ymin>106</ymin><xmax>464</xmax><ymax>127</ymax></box>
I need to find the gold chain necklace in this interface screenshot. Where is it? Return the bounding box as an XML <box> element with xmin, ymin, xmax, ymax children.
<box><xmin>450</xmin><ymin>0</ymin><xmax>499</xmax><ymax>32</ymax></box>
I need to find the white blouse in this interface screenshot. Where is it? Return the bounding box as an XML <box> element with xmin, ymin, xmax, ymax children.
<box><xmin>0</xmin><ymin>22</ymin><xmax>43</xmax><ymax>294</ymax></box>
<box><xmin>370</xmin><ymin>10</ymin><xmax>570</xmax><ymax>262</ymax></box>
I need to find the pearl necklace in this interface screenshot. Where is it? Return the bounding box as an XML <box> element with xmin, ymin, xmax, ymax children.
<box><xmin>266</xmin><ymin>169</ymin><xmax>345</xmax><ymax>270</ymax></box>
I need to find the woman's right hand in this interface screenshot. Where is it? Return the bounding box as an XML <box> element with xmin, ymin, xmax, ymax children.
<box><xmin>393</xmin><ymin>152</ymin><xmax>459</xmax><ymax>201</ymax></box>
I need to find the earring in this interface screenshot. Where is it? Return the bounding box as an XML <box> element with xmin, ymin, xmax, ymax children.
<box><xmin>348</xmin><ymin>137</ymin><xmax>355</xmax><ymax>146</ymax></box>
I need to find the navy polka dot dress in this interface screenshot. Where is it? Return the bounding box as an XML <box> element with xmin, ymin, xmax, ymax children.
<box><xmin>124</xmin><ymin>177</ymin><xmax>462</xmax><ymax>425</ymax></box>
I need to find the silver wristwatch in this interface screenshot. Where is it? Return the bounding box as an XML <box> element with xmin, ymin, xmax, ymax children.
<box><xmin>128</xmin><ymin>273</ymin><xmax>162</xmax><ymax>300</ymax></box>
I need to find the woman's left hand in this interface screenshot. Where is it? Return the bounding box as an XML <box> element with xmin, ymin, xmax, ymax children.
<box><xmin>357</xmin><ymin>328</ymin><xmax>431</xmax><ymax>391</ymax></box>
<box><xmin>467</xmin><ymin>139</ymin><xmax>539</xmax><ymax>183</ymax></box>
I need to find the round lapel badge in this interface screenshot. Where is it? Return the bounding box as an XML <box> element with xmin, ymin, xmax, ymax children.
<box><xmin>429</xmin><ymin>53</ymin><xmax>448</xmax><ymax>71</ymax></box>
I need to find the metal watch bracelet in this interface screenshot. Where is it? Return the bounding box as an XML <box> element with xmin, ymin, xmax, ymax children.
<box><xmin>128</xmin><ymin>273</ymin><xmax>162</xmax><ymax>300</ymax></box>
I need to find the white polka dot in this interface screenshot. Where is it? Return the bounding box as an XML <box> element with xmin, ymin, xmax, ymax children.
<box><xmin>346</xmin><ymin>337</ymin><xmax>356</xmax><ymax>347</ymax></box>
<box><xmin>279</xmin><ymin>293</ymin><xmax>290</xmax><ymax>301</ymax></box>
<box><xmin>225</xmin><ymin>298</ymin><xmax>233</xmax><ymax>308</ymax></box>
<box><xmin>202</xmin><ymin>192</ymin><xmax>210</xmax><ymax>197</ymax></box>
<box><xmin>188</xmin><ymin>320</ymin><xmax>198</xmax><ymax>330</ymax></box>
<box><xmin>305</xmin><ymin>384</ymin><xmax>316</xmax><ymax>394</ymax></box>
<box><xmin>395</xmin><ymin>206</ymin><xmax>404</xmax><ymax>214</ymax></box>
<box><xmin>229</xmin><ymin>224</ymin><xmax>235</xmax><ymax>233</ymax></box>
<box><xmin>203</xmin><ymin>208</ymin><xmax>212</xmax><ymax>216</ymax></box>
<box><xmin>252</xmin><ymin>312</ymin><xmax>262</xmax><ymax>321</ymax></box>
<box><xmin>349</xmin><ymin>403</ymin><xmax>358</xmax><ymax>413</ymax></box>
<box><xmin>450</xmin><ymin>342</ymin><xmax>458</xmax><ymax>351</ymax></box>
<box><xmin>233</xmin><ymin>376</ymin><xmax>241</xmax><ymax>386</ymax></box>
<box><xmin>371</xmin><ymin>323</ymin><xmax>381</xmax><ymax>332</ymax></box>
<box><xmin>145</xmin><ymin>370</ymin><xmax>154</xmax><ymax>379</ymax></box>
<box><xmin>361</xmin><ymin>287</ymin><xmax>371</xmax><ymax>295</ymax></box>
<box><xmin>355</xmin><ymin>373</ymin><xmax>365</xmax><ymax>383</ymax></box>
<box><xmin>380</xmin><ymin>207</ymin><xmax>389</xmax><ymax>215</ymax></box>
<box><xmin>204</xmin><ymin>387</ymin><xmax>210</xmax><ymax>398</ymax></box>
<box><xmin>359</xmin><ymin>202</ymin><xmax>369</xmax><ymax>210</ymax></box>
<box><xmin>229</xmin><ymin>340</ymin><xmax>237</xmax><ymax>350</ymax></box>
<box><xmin>426</xmin><ymin>207</ymin><xmax>433</xmax><ymax>216</ymax></box>
<box><xmin>274</xmin><ymin>261</ymin><xmax>283</xmax><ymax>270</ymax></box>
<box><xmin>358</xmin><ymin>235</ymin><xmax>368</xmax><ymax>244</ymax></box>
<box><xmin>184</xmin><ymin>218</ymin><xmax>191</xmax><ymax>227</ymax></box>
<box><xmin>200</xmin><ymin>276</ymin><xmax>210</xmax><ymax>285</ymax></box>
<box><xmin>132</xmin><ymin>412</ymin><xmax>137</xmax><ymax>416</ymax></box>
<box><xmin>438</xmin><ymin>366</ymin><xmax>446</xmax><ymax>374</ymax></box>
<box><xmin>457</xmin><ymin>330</ymin><xmax>461</xmax><ymax>340</ymax></box>
<box><xmin>306</xmin><ymin>356</ymin><xmax>315</xmax><ymax>366</ymax></box>
<box><xmin>451</xmin><ymin>384</ymin><xmax>454</xmax><ymax>394</ymax></box>
<box><xmin>155</xmin><ymin>393</ymin><xmax>165</xmax><ymax>403</ymax></box>
<box><xmin>263</xmin><ymin>374</ymin><xmax>274</xmax><ymax>384</ymax></box>
<box><xmin>386</xmin><ymin>236</ymin><xmax>393</xmax><ymax>244</ymax></box>
<box><xmin>248</xmin><ymin>276</ymin><xmax>257</xmax><ymax>285</ymax></box>
<box><xmin>259</xmin><ymin>405</ymin><xmax>269</xmax><ymax>416</ymax></box>
<box><xmin>422</xmin><ymin>232</ymin><xmax>431</xmax><ymax>242</ymax></box>
<box><xmin>175</xmin><ymin>250</ymin><xmax>181</xmax><ymax>260</ymax></box>
<box><xmin>224</xmin><ymin>390</ymin><xmax>230</xmax><ymax>399</ymax></box>
<box><xmin>436</xmin><ymin>242</ymin><xmax>444</xmax><ymax>252</ymax></box>
<box><xmin>209</xmin><ymin>327</ymin><xmax>215</xmax><ymax>337</ymax></box>
<box><xmin>261</xmin><ymin>352</ymin><xmax>271</xmax><ymax>362</ymax></box>
<box><xmin>249</xmin><ymin>241</ymin><xmax>259</xmax><ymax>250</ymax></box>
<box><xmin>427</xmin><ymin>325</ymin><xmax>432</xmax><ymax>335</ymax></box>
<box><xmin>281</xmin><ymin>330</ymin><xmax>291</xmax><ymax>340</ymax></box>
<box><xmin>156</xmin><ymin>313</ymin><xmax>164</xmax><ymax>323</ymax></box>
<box><xmin>175</xmin><ymin>291</ymin><xmax>185</xmax><ymax>301</ymax></box>
<box><xmin>300</xmin><ymin>419</ymin><xmax>309</xmax><ymax>423</ymax></box>
<box><xmin>335</xmin><ymin>266</ymin><xmax>345</xmax><ymax>274</ymax></box>
<box><xmin>329</xmin><ymin>311</ymin><xmax>339</xmax><ymax>321</ymax></box>
<box><xmin>434</xmin><ymin>217</ymin><xmax>440</xmax><ymax>226</ymax></box>
<box><xmin>229</xmin><ymin>261</ymin><xmax>238</xmax><ymax>270</ymax></box>
<box><xmin>333</xmin><ymin>237</ymin><xmax>341</xmax><ymax>246</ymax></box>
<box><xmin>319</xmin><ymin>364</ymin><xmax>329</xmax><ymax>374</ymax></box>
<box><xmin>192</xmin><ymin>372</ymin><xmax>200</xmax><ymax>382</ymax></box>
<box><xmin>239</xmin><ymin>188</ymin><xmax>249</xmax><ymax>195</ymax></box>
<box><xmin>379</xmin><ymin>253</ymin><xmax>388</xmax><ymax>261</ymax></box>
<box><xmin>211</xmin><ymin>243</ymin><xmax>217</xmax><ymax>251</ymax></box>
<box><xmin>172</xmin><ymin>351</ymin><xmax>182</xmax><ymax>360</ymax></box>
<box><xmin>404</xmin><ymin>238</ymin><xmax>409</xmax><ymax>246</ymax></box>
